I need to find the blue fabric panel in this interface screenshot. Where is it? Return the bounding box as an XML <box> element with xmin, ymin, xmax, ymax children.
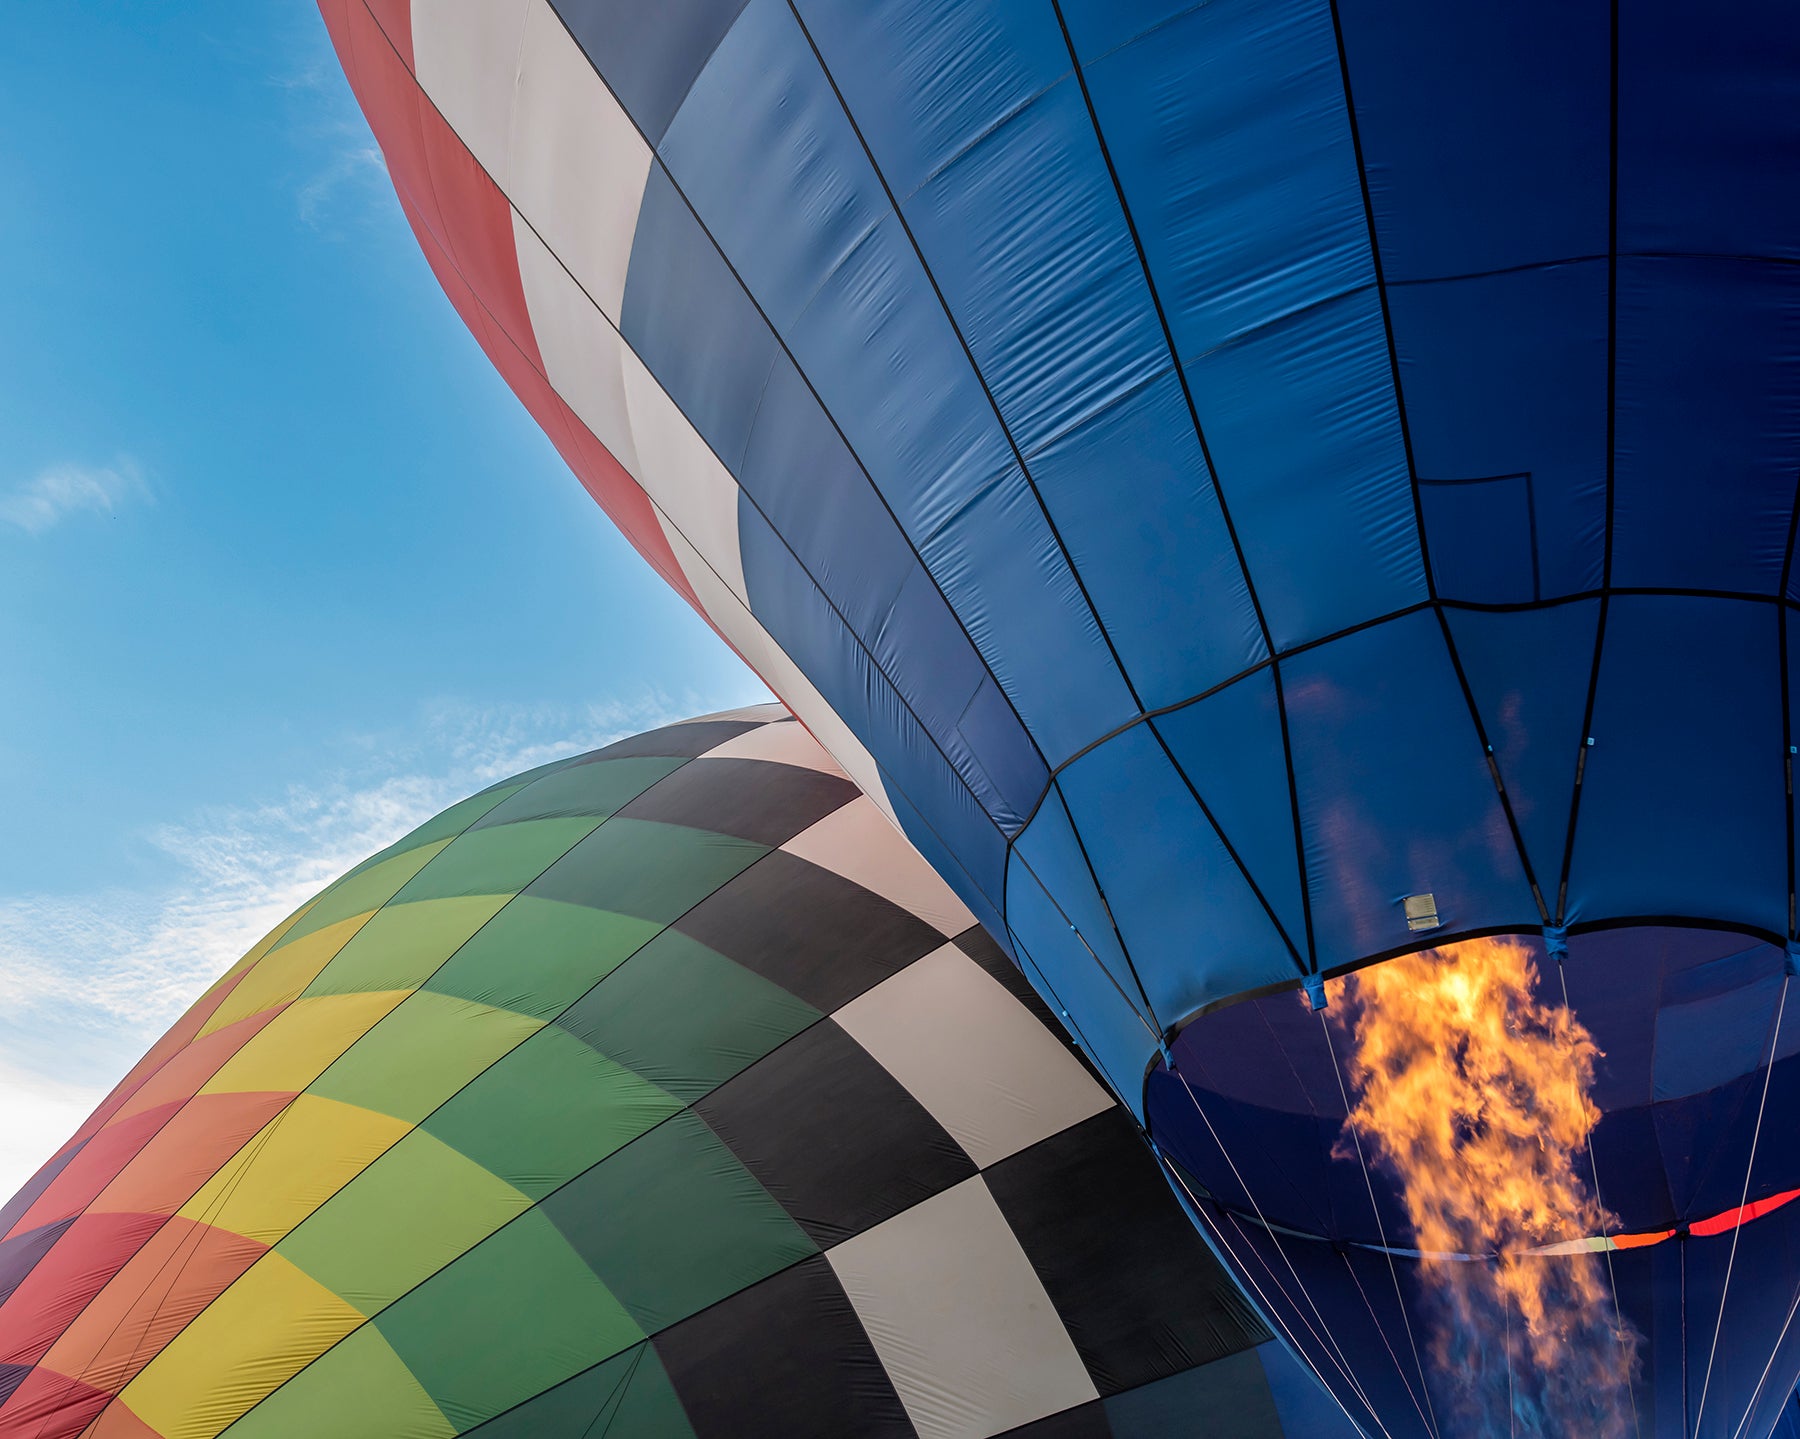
<box><xmin>1024</xmin><ymin>368</ymin><xmax>1265</xmax><ymax>709</ymax></box>
<box><xmin>792</xmin><ymin>0</ymin><xmax>1072</xmax><ymax>200</ymax></box>
<box><xmin>738</xmin><ymin>357</ymin><xmax>1047</xmax><ymax>828</ymax></box>
<box><xmin>1616</xmin><ymin>0</ymin><xmax>1800</xmax><ymax>262</ymax></box>
<box><xmin>1057</xmin><ymin>0</ymin><xmax>1197</xmax><ymax>61</ymax></box>
<box><xmin>1006</xmin><ymin>856</ymin><xmax>1158</xmax><ymax>1114</ymax></box>
<box><xmin>1611</xmin><ymin>257</ymin><xmax>1800</xmax><ymax>594</ymax></box>
<box><xmin>1389</xmin><ymin>261</ymin><xmax>1608</xmax><ymax>602</ymax></box>
<box><xmin>735</xmin><ymin>500</ymin><xmax>1026</xmax><ymax>859</ymax></box>
<box><xmin>1012</xmin><ymin>784</ymin><xmax>1159</xmax><ymax>1034</ymax></box>
<box><xmin>659</xmin><ymin>0</ymin><xmax>888</xmax><ymax>335</ymax></box>
<box><xmin>547</xmin><ymin>0</ymin><xmax>751</xmax><ymax>145</ymax></box>
<box><xmin>881</xmin><ymin>770</ymin><xmax>1009</xmax><ymax>952</ymax></box>
<box><xmin>1444</xmin><ymin>602</ymin><xmax>1599</xmax><ymax>898</ymax></box>
<box><xmin>1055</xmin><ymin>726</ymin><xmax>1300</xmax><ymax>1022</ymax></box>
<box><xmin>1678</xmin><ymin>1201</ymin><xmax>1800</xmax><ymax>1438</ymax></box>
<box><xmin>1566</xmin><ymin>596</ymin><xmax>1785</xmax><ymax>932</ymax></box>
<box><xmin>1282</xmin><ymin>609</ymin><xmax>1532</xmax><ymax>969</ymax></box>
<box><xmin>1332</xmin><ymin>0</ymin><xmax>1609</xmax><ymax>280</ymax></box>
<box><xmin>1152</xmin><ymin>670</ymin><xmax>1308</xmax><ymax>952</ymax></box>
<box><xmin>1654</xmin><ymin>972</ymin><xmax>1785</xmax><ymax>1103</ymax></box>
<box><xmin>1081</xmin><ymin>0</ymin><xmax>1370</xmax><ymax>362</ymax></box>
<box><xmin>1257</xmin><ymin>1340</ymin><xmax>1361</xmax><ymax>1439</ymax></box>
<box><xmin>1184</xmin><ymin>289</ymin><xmax>1424</xmax><ymax>651</ymax></box>
<box><xmin>782</xmin><ymin>210</ymin><xmax>1135</xmax><ymax>763</ymax></box>
<box><xmin>619</xmin><ymin>166</ymin><xmax>779</xmax><ymax>469</ymax></box>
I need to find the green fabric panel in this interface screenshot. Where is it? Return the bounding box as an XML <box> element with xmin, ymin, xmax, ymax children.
<box><xmin>558</xmin><ymin>930</ymin><xmax>821</xmax><ymax>1101</ymax></box>
<box><xmin>424</xmin><ymin>1025</ymin><xmax>681</xmax><ymax>1199</ymax></box>
<box><xmin>539</xmin><ymin>1110</ymin><xmax>816</xmax><ymax>1333</ymax></box>
<box><xmin>309</xmin><ymin>991</ymin><xmax>542</xmax><ymax>1123</ymax></box>
<box><xmin>423</xmin><ymin>897</ymin><xmax>663</xmax><ymax>1020</ymax></box>
<box><xmin>469</xmin><ymin>757</ymin><xmax>689</xmax><ymax>828</ymax></box>
<box><xmin>376</xmin><ymin>1209</ymin><xmax>643</xmax><ymax>1432</ymax></box>
<box><xmin>392</xmin><ymin>818</ymin><xmax>601</xmax><ymax>903</ymax></box>
<box><xmin>277</xmin><ymin>840</ymin><xmax>452</xmax><ymax>949</ymax></box>
<box><xmin>278</xmin><ymin>1129</ymin><xmax>532</xmax><ymax>1316</ymax></box>
<box><xmin>304</xmin><ymin>895</ymin><xmax>513</xmax><ymax>996</ymax></box>
<box><xmin>526</xmin><ymin>818</ymin><xmax>766</xmax><ymax>923</ymax></box>
<box><xmin>347</xmin><ymin>784</ymin><xmax>529</xmax><ymax>876</ymax></box>
<box><xmin>461</xmin><ymin>1343</ymin><xmax>695</xmax><ymax>1439</ymax></box>
<box><xmin>223</xmin><ymin>1322</ymin><xmax>455</xmax><ymax>1439</ymax></box>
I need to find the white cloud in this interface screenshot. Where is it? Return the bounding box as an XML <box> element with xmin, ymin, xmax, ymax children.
<box><xmin>0</xmin><ymin>458</ymin><xmax>150</xmax><ymax>535</ymax></box>
<box><xmin>0</xmin><ymin>691</ymin><xmax>748</xmax><ymax>1199</ymax></box>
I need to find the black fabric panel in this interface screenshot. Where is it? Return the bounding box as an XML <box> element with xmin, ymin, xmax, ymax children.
<box><xmin>654</xmin><ymin>1254</ymin><xmax>914</xmax><ymax>1439</ymax></box>
<box><xmin>953</xmin><ymin>926</ymin><xmax>1112</xmax><ymax>1093</ymax></box>
<box><xmin>1102</xmin><ymin>1352</ymin><xmax>1287</xmax><ymax>1439</ymax></box>
<box><xmin>546</xmin><ymin>0</ymin><xmax>753</xmax><ymax>144</ymax></box>
<box><xmin>0</xmin><ymin>1217</ymin><xmax>75</xmax><ymax>1308</ymax></box>
<box><xmin>614</xmin><ymin>757</ymin><xmax>858</xmax><ymax>847</ymax></box>
<box><xmin>574</xmin><ymin>720</ymin><xmax>761</xmax><ymax>762</ymax></box>
<box><xmin>983</xmin><ymin>1112</ymin><xmax>1270</xmax><ymax>1397</ymax></box>
<box><xmin>696</xmin><ymin>1019</ymin><xmax>976</xmax><ymax>1246</ymax></box>
<box><xmin>676</xmin><ymin>852</ymin><xmax>941</xmax><ymax>1011</ymax></box>
<box><xmin>997</xmin><ymin>1402</ymin><xmax>1113</xmax><ymax>1438</ymax></box>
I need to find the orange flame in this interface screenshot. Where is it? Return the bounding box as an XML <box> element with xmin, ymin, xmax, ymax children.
<box><xmin>1334</xmin><ymin>936</ymin><xmax>1640</xmax><ymax>1434</ymax></box>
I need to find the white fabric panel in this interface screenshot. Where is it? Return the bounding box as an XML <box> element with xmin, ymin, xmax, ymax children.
<box><xmin>706</xmin><ymin>718</ymin><xmax>849</xmax><ymax>777</ymax></box>
<box><xmin>828</xmin><ymin>1177</ymin><xmax>1097</xmax><ymax>1439</ymax></box>
<box><xmin>658</xmin><ymin>513</ymin><xmax>898</xmax><ymax>825</ymax></box>
<box><xmin>509</xmin><ymin>2</ymin><xmax>651</xmax><ymax>323</ymax></box>
<box><xmin>834</xmin><ymin>944</ymin><xmax>1111</xmax><ymax>1168</ymax></box>
<box><xmin>687</xmin><ymin>702</ymin><xmax>789</xmax><ymax>730</ymax></box>
<box><xmin>411</xmin><ymin>0</ymin><xmax>530</xmax><ymax>189</ymax></box>
<box><xmin>512</xmin><ymin>213</ymin><xmax>641</xmax><ymax>470</ymax></box>
<box><xmin>785</xmin><ymin>795</ymin><xmax>976</xmax><ymax>936</ymax></box>
<box><xmin>623</xmin><ymin>350</ymin><xmax>750</xmax><ymax>603</ymax></box>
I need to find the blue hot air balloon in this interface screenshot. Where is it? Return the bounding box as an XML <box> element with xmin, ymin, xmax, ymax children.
<box><xmin>320</xmin><ymin>1</ymin><xmax>1800</xmax><ymax>1433</ymax></box>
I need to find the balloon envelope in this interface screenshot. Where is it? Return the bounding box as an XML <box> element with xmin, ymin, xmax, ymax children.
<box><xmin>0</xmin><ymin>708</ymin><xmax>1351</xmax><ymax>1439</ymax></box>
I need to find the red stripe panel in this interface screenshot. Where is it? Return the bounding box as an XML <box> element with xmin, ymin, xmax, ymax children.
<box><xmin>363</xmin><ymin>0</ymin><xmax>413</xmax><ymax>70</ymax></box>
<box><xmin>1690</xmin><ymin>1185</ymin><xmax>1800</xmax><ymax>1238</ymax></box>
<box><xmin>99</xmin><ymin>1011</ymin><xmax>285</xmax><ymax>1132</ymax></box>
<box><xmin>87</xmin><ymin>1092</ymin><xmax>295</xmax><ymax>1223</ymax></box>
<box><xmin>0</xmin><ymin>1214</ymin><xmax>167</xmax><ymax>1368</ymax></box>
<box><xmin>6</xmin><ymin>1107</ymin><xmax>183</xmax><ymax>1243</ymax></box>
<box><xmin>0</xmin><ymin>1366</ymin><xmax>112</xmax><ymax>1439</ymax></box>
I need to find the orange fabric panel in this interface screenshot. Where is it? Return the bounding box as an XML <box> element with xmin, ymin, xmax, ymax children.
<box><xmin>0</xmin><ymin>1212</ymin><xmax>165</xmax><ymax>1367</ymax></box>
<box><xmin>80</xmin><ymin>1396</ymin><xmax>165</xmax><ymax>1439</ymax></box>
<box><xmin>90</xmin><ymin>1093</ymin><xmax>295</xmax><ymax>1222</ymax></box>
<box><xmin>109</xmin><ymin>1012</ymin><xmax>286</xmax><ymax>1128</ymax></box>
<box><xmin>9</xmin><ymin>1105</ymin><xmax>184</xmax><ymax>1240</ymax></box>
<box><xmin>39</xmin><ymin>1218</ymin><xmax>267</xmax><ymax>1397</ymax></box>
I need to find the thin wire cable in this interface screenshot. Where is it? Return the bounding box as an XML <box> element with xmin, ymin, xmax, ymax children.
<box><xmin>1318</xmin><ymin>1009</ymin><xmax>1442</xmax><ymax>1439</ymax></box>
<box><xmin>1171</xmin><ymin>1063</ymin><xmax>1392</xmax><ymax>1427</ymax></box>
<box><xmin>1336</xmin><ymin>1246</ymin><xmax>1442</xmax><ymax>1439</ymax></box>
<box><xmin>1692</xmin><ymin>973</ymin><xmax>1791</xmax><ymax>1436</ymax></box>
<box><xmin>1553</xmin><ymin>958</ymin><xmax>1643</xmax><ymax>1439</ymax></box>
<box><xmin>1161</xmin><ymin>1159</ymin><xmax>1380</xmax><ymax>1439</ymax></box>
<box><xmin>1726</xmin><ymin>1274</ymin><xmax>1800</xmax><ymax>1439</ymax></box>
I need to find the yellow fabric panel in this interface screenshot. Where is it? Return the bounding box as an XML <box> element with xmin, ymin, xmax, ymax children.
<box><xmin>224</xmin><ymin>1322</ymin><xmax>455</xmax><ymax>1439</ymax></box>
<box><xmin>121</xmin><ymin>1252</ymin><xmax>366</xmax><ymax>1439</ymax></box>
<box><xmin>199</xmin><ymin>991</ymin><xmax>411</xmax><ymax>1098</ymax></box>
<box><xmin>178</xmin><ymin>1095</ymin><xmax>412</xmax><ymax>1247</ymax></box>
<box><xmin>201</xmin><ymin>912</ymin><xmax>379</xmax><ymax>1038</ymax></box>
<box><xmin>202</xmin><ymin>900</ymin><xmax>318</xmax><ymax>1010</ymax></box>
<box><xmin>304</xmin><ymin>895</ymin><xmax>513</xmax><ymax>997</ymax></box>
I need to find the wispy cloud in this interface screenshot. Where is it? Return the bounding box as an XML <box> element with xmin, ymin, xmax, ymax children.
<box><xmin>0</xmin><ymin>458</ymin><xmax>149</xmax><ymax>535</ymax></box>
<box><xmin>0</xmin><ymin>692</ymin><xmax>732</xmax><ymax>1197</ymax></box>
<box><xmin>274</xmin><ymin>29</ymin><xmax>393</xmax><ymax>237</ymax></box>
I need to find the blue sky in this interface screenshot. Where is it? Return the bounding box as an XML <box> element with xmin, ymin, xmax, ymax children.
<box><xmin>0</xmin><ymin>0</ymin><xmax>767</xmax><ymax>1191</ymax></box>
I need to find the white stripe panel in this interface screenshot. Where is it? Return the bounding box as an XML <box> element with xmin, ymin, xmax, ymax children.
<box><xmin>658</xmin><ymin>514</ymin><xmax>899</xmax><ymax>825</ymax></box>
<box><xmin>785</xmin><ymin>795</ymin><xmax>975</xmax><ymax>935</ymax></box>
<box><xmin>510</xmin><ymin>3</ymin><xmax>651</xmax><ymax>324</ymax></box>
<box><xmin>704</xmin><ymin>718</ymin><xmax>850</xmax><ymax>777</ymax></box>
<box><xmin>512</xmin><ymin>214</ymin><xmax>641</xmax><ymax>470</ymax></box>
<box><xmin>834</xmin><ymin>944</ymin><xmax>1112</xmax><ymax>1168</ymax></box>
<box><xmin>687</xmin><ymin>703</ymin><xmax>790</xmax><ymax>730</ymax></box>
<box><xmin>827</xmin><ymin>1177</ymin><xmax>1097</xmax><ymax>1439</ymax></box>
<box><xmin>410</xmin><ymin>0</ymin><xmax>530</xmax><ymax>189</ymax></box>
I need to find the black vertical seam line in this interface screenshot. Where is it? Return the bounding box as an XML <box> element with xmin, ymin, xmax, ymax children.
<box><xmin>1325</xmin><ymin>0</ymin><xmax>1546</xmax><ymax>921</ymax></box>
<box><xmin>1145</xmin><ymin>715</ymin><xmax>1309</xmax><ymax>974</ymax></box>
<box><xmin>1555</xmin><ymin>0</ymin><xmax>1622</xmax><ymax>924</ymax></box>
<box><xmin>1780</xmin><ymin>471</ymin><xmax>1800</xmax><ymax>937</ymax></box>
<box><xmin>382</xmin><ymin>2</ymin><xmax>1049</xmax><ymax>857</ymax></box>
<box><xmin>781</xmin><ymin>0</ymin><xmax>1148</xmax><ymax>723</ymax></box>
<box><xmin>1048</xmin><ymin>0</ymin><xmax>1318</xmax><ymax>970</ymax></box>
<box><xmin>1050</xmin><ymin>781</ymin><xmax>1162</xmax><ymax>1026</ymax></box>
